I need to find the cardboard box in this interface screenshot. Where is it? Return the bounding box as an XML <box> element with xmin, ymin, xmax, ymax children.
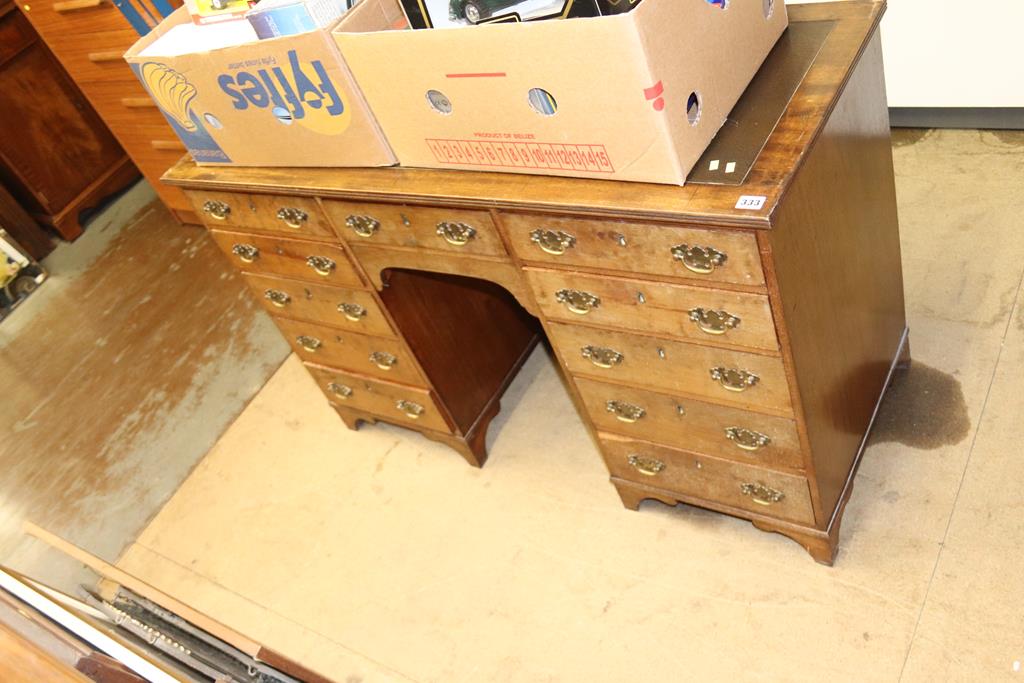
<box><xmin>333</xmin><ymin>0</ymin><xmax>787</xmax><ymax>184</ymax></box>
<box><xmin>125</xmin><ymin>7</ymin><xmax>395</xmax><ymax>168</ymax></box>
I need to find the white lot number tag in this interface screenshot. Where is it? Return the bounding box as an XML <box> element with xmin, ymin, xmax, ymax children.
<box><xmin>735</xmin><ymin>195</ymin><xmax>767</xmax><ymax>210</ymax></box>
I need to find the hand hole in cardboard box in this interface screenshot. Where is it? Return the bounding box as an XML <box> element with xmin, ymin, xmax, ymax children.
<box><xmin>272</xmin><ymin>106</ymin><xmax>294</xmax><ymax>125</ymax></box>
<box><xmin>706</xmin><ymin>0</ymin><xmax>727</xmax><ymax>9</ymax></box>
<box><xmin>203</xmin><ymin>113</ymin><xmax>223</xmax><ymax>129</ymax></box>
<box><xmin>687</xmin><ymin>91</ymin><xmax>701</xmax><ymax>126</ymax></box>
<box><xmin>426</xmin><ymin>89</ymin><xmax>453</xmax><ymax>114</ymax></box>
<box><xmin>763</xmin><ymin>0</ymin><xmax>773</xmax><ymax>18</ymax></box>
<box><xmin>528</xmin><ymin>88</ymin><xmax>557</xmax><ymax>116</ymax></box>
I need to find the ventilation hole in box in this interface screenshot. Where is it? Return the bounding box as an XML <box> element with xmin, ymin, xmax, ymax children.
<box><xmin>528</xmin><ymin>88</ymin><xmax>557</xmax><ymax>116</ymax></box>
<box><xmin>686</xmin><ymin>91</ymin><xmax>701</xmax><ymax>126</ymax></box>
<box><xmin>203</xmin><ymin>113</ymin><xmax>223</xmax><ymax>129</ymax></box>
<box><xmin>426</xmin><ymin>89</ymin><xmax>453</xmax><ymax>115</ymax></box>
<box><xmin>272</xmin><ymin>106</ymin><xmax>293</xmax><ymax>125</ymax></box>
<box><xmin>706</xmin><ymin>0</ymin><xmax>727</xmax><ymax>8</ymax></box>
<box><xmin>763</xmin><ymin>0</ymin><xmax>773</xmax><ymax>18</ymax></box>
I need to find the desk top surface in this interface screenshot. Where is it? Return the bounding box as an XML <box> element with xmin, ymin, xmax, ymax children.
<box><xmin>163</xmin><ymin>1</ymin><xmax>885</xmax><ymax>230</ymax></box>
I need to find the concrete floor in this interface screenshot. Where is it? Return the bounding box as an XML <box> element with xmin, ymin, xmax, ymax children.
<box><xmin>6</xmin><ymin>128</ymin><xmax>1024</xmax><ymax>681</ymax></box>
<box><xmin>0</xmin><ymin>182</ymin><xmax>289</xmax><ymax>593</ymax></box>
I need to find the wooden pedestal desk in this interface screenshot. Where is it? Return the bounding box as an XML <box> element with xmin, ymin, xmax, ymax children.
<box><xmin>164</xmin><ymin>1</ymin><xmax>907</xmax><ymax>565</ymax></box>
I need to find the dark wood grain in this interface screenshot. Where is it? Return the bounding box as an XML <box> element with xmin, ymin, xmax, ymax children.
<box><xmin>0</xmin><ymin>1</ymin><xmax>133</xmax><ymax>240</ymax></box>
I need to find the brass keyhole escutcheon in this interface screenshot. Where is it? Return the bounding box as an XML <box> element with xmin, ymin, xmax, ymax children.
<box><xmin>555</xmin><ymin>289</ymin><xmax>600</xmax><ymax>315</ymax></box>
<box><xmin>710</xmin><ymin>367</ymin><xmax>759</xmax><ymax>392</ymax></box>
<box><xmin>688</xmin><ymin>308</ymin><xmax>740</xmax><ymax>335</ymax></box>
<box><xmin>671</xmin><ymin>244</ymin><xmax>727</xmax><ymax>274</ymax></box>
<box><xmin>530</xmin><ymin>229</ymin><xmax>576</xmax><ymax>256</ymax></box>
<box><xmin>436</xmin><ymin>221</ymin><xmax>477</xmax><ymax>246</ymax></box>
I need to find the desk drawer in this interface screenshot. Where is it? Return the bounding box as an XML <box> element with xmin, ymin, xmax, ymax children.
<box><xmin>502</xmin><ymin>214</ymin><xmax>764</xmax><ymax>288</ymax></box>
<box><xmin>306</xmin><ymin>364</ymin><xmax>452</xmax><ymax>434</ymax></box>
<box><xmin>575</xmin><ymin>377</ymin><xmax>802</xmax><ymax>470</ymax></box>
<box><xmin>549</xmin><ymin>323</ymin><xmax>792</xmax><ymax>414</ymax></box>
<box><xmin>321</xmin><ymin>200</ymin><xmax>506</xmax><ymax>257</ymax></box>
<box><xmin>243</xmin><ymin>274</ymin><xmax>393</xmax><ymax>337</ymax></box>
<box><xmin>526</xmin><ymin>268</ymin><xmax>778</xmax><ymax>351</ymax></box>
<box><xmin>35</xmin><ymin>28</ymin><xmax>140</xmax><ymax>83</ymax></box>
<box><xmin>20</xmin><ymin>0</ymin><xmax>125</xmax><ymax>36</ymax></box>
<box><xmin>187</xmin><ymin>190</ymin><xmax>333</xmax><ymax>240</ymax></box>
<box><xmin>273</xmin><ymin>318</ymin><xmax>425</xmax><ymax>386</ymax></box>
<box><xmin>210</xmin><ymin>230</ymin><xmax>362</xmax><ymax>287</ymax></box>
<box><xmin>600</xmin><ymin>434</ymin><xmax>815</xmax><ymax>525</ymax></box>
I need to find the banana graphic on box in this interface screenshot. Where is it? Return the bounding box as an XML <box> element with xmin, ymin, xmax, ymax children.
<box><xmin>140</xmin><ymin>62</ymin><xmax>198</xmax><ymax>132</ymax></box>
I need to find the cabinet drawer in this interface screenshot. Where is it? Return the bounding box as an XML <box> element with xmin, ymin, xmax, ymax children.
<box><xmin>187</xmin><ymin>190</ymin><xmax>333</xmax><ymax>240</ymax></box>
<box><xmin>321</xmin><ymin>200</ymin><xmax>506</xmax><ymax>257</ymax></box>
<box><xmin>600</xmin><ymin>434</ymin><xmax>815</xmax><ymax>525</ymax></box>
<box><xmin>549</xmin><ymin>323</ymin><xmax>792</xmax><ymax>414</ymax></box>
<box><xmin>575</xmin><ymin>377</ymin><xmax>802</xmax><ymax>470</ymax></box>
<box><xmin>20</xmin><ymin>0</ymin><xmax>126</xmax><ymax>36</ymax></box>
<box><xmin>35</xmin><ymin>28</ymin><xmax>140</xmax><ymax>83</ymax></box>
<box><xmin>209</xmin><ymin>230</ymin><xmax>362</xmax><ymax>287</ymax></box>
<box><xmin>306</xmin><ymin>364</ymin><xmax>452</xmax><ymax>434</ymax></box>
<box><xmin>243</xmin><ymin>273</ymin><xmax>393</xmax><ymax>337</ymax></box>
<box><xmin>272</xmin><ymin>318</ymin><xmax>425</xmax><ymax>386</ymax></box>
<box><xmin>525</xmin><ymin>268</ymin><xmax>778</xmax><ymax>351</ymax></box>
<box><xmin>502</xmin><ymin>213</ymin><xmax>764</xmax><ymax>288</ymax></box>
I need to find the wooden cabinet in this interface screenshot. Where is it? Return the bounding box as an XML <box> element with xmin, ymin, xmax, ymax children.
<box><xmin>0</xmin><ymin>1</ymin><xmax>135</xmax><ymax>240</ymax></box>
<box><xmin>15</xmin><ymin>0</ymin><xmax>198</xmax><ymax>226</ymax></box>
<box><xmin>163</xmin><ymin>2</ymin><xmax>907</xmax><ymax>565</ymax></box>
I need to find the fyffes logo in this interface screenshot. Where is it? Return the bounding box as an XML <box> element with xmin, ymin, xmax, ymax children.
<box><xmin>217</xmin><ymin>49</ymin><xmax>352</xmax><ymax>135</ymax></box>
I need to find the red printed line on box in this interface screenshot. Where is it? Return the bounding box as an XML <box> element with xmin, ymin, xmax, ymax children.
<box><xmin>426</xmin><ymin>139</ymin><xmax>614</xmax><ymax>173</ymax></box>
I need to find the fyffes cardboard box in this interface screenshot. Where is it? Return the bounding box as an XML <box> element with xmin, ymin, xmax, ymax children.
<box><xmin>125</xmin><ymin>7</ymin><xmax>395</xmax><ymax>168</ymax></box>
<box><xmin>333</xmin><ymin>0</ymin><xmax>787</xmax><ymax>184</ymax></box>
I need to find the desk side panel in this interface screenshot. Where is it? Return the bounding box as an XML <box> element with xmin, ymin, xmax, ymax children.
<box><xmin>766</xmin><ymin>30</ymin><xmax>907</xmax><ymax>517</ymax></box>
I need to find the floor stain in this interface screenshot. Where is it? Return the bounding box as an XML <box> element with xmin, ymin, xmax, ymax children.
<box><xmin>890</xmin><ymin>128</ymin><xmax>935</xmax><ymax>147</ymax></box>
<box><xmin>870</xmin><ymin>361</ymin><xmax>971</xmax><ymax>449</ymax></box>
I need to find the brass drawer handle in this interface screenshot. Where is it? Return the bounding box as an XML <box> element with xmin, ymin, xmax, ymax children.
<box><xmin>296</xmin><ymin>335</ymin><xmax>322</xmax><ymax>352</ymax></box>
<box><xmin>740</xmin><ymin>482</ymin><xmax>785</xmax><ymax>506</ymax></box>
<box><xmin>710</xmin><ymin>367</ymin><xmax>759</xmax><ymax>392</ymax></box>
<box><xmin>530</xmin><ymin>229</ymin><xmax>576</xmax><ymax>256</ymax></box>
<box><xmin>436</xmin><ymin>221</ymin><xmax>476</xmax><ymax>246</ymax></box>
<box><xmin>627</xmin><ymin>454</ymin><xmax>665</xmax><ymax>476</ymax></box>
<box><xmin>231</xmin><ymin>244</ymin><xmax>259</xmax><ymax>263</ymax></box>
<box><xmin>346</xmin><ymin>215</ymin><xmax>380</xmax><ymax>238</ymax></box>
<box><xmin>202</xmin><ymin>200</ymin><xmax>230</xmax><ymax>220</ymax></box>
<box><xmin>555</xmin><ymin>289</ymin><xmax>600</xmax><ymax>315</ymax></box>
<box><xmin>277</xmin><ymin>207</ymin><xmax>308</xmax><ymax>229</ymax></box>
<box><xmin>369</xmin><ymin>351</ymin><xmax>397</xmax><ymax>370</ymax></box>
<box><xmin>337</xmin><ymin>303</ymin><xmax>367</xmax><ymax>321</ymax></box>
<box><xmin>725</xmin><ymin>427</ymin><xmax>771</xmax><ymax>451</ymax></box>
<box><xmin>605</xmin><ymin>400</ymin><xmax>646</xmax><ymax>423</ymax></box>
<box><xmin>581</xmin><ymin>345</ymin><xmax>623</xmax><ymax>369</ymax></box>
<box><xmin>327</xmin><ymin>383</ymin><xmax>353</xmax><ymax>399</ymax></box>
<box><xmin>87</xmin><ymin>51</ymin><xmax>122</xmax><ymax>63</ymax></box>
<box><xmin>306</xmin><ymin>255</ymin><xmax>336</xmax><ymax>276</ymax></box>
<box><xmin>396</xmin><ymin>399</ymin><xmax>425</xmax><ymax>419</ymax></box>
<box><xmin>264</xmin><ymin>289</ymin><xmax>291</xmax><ymax>308</ymax></box>
<box><xmin>688</xmin><ymin>307</ymin><xmax>740</xmax><ymax>335</ymax></box>
<box><xmin>671</xmin><ymin>244</ymin><xmax>727</xmax><ymax>274</ymax></box>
